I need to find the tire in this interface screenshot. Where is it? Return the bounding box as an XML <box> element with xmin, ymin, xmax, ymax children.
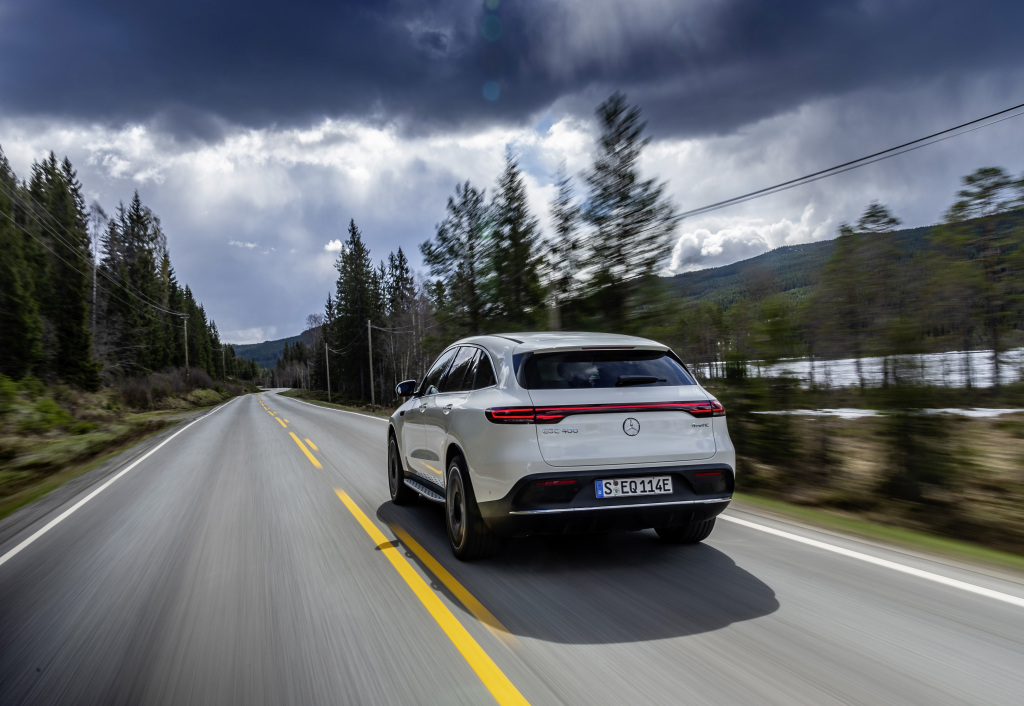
<box><xmin>445</xmin><ymin>456</ymin><xmax>499</xmax><ymax>561</ymax></box>
<box><xmin>656</xmin><ymin>518</ymin><xmax>716</xmax><ymax>544</ymax></box>
<box><xmin>388</xmin><ymin>435</ymin><xmax>416</xmax><ymax>506</ymax></box>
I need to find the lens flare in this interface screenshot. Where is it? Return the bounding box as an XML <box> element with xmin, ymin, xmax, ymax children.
<box><xmin>481</xmin><ymin>14</ymin><xmax>502</xmax><ymax>41</ymax></box>
<box><xmin>482</xmin><ymin>81</ymin><xmax>500</xmax><ymax>102</ymax></box>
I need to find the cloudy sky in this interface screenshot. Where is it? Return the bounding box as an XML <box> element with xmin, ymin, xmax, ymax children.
<box><xmin>3</xmin><ymin>0</ymin><xmax>1024</xmax><ymax>343</ymax></box>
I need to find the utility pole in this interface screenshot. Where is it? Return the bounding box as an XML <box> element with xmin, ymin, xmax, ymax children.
<box><xmin>182</xmin><ymin>315</ymin><xmax>190</xmax><ymax>386</ymax></box>
<box><xmin>367</xmin><ymin>319</ymin><xmax>375</xmax><ymax>413</ymax></box>
<box><xmin>325</xmin><ymin>343</ymin><xmax>331</xmax><ymax>404</ymax></box>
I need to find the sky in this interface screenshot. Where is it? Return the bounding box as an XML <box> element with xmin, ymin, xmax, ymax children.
<box><xmin>3</xmin><ymin>0</ymin><xmax>1024</xmax><ymax>343</ymax></box>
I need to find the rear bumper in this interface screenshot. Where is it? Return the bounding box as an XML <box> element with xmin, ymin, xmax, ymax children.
<box><xmin>477</xmin><ymin>463</ymin><xmax>733</xmax><ymax>536</ymax></box>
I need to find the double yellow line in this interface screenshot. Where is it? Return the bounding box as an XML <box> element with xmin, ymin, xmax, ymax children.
<box><xmin>336</xmin><ymin>489</ymin><xmax>527</xmax><ymax>705</ymax></box>
<box><xmin>260</xmin><ymin>394</ymin><xmax>527</xmax><ymax>704</ymax></box>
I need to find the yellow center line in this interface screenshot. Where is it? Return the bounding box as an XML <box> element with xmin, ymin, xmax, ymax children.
<box><xmin>305</xmin><ymin>438</ymin><xmax>319</xmax><ymax>452</ymax></box>
<box><xmin>334</xmin><ymin>489</ymin><xmax>529</xmax><ymax>706</ymax></box>
<box><xmin>275</xmin><ymin>416</ymin><xmax>288</xmax><ymax>428</ymax></box>
<box><xmin>283</xmin><ymin>419</ymin><xmax>289</xmax><ymax>423</ymax></box>
<box><xmin>422</xmin><ymin>462</ymin><xmax>443</xmax><ymax>475</ymax></box>
<box><xmin>289</xmin><ymin>432</ymin><xmax>323</xmax><ymax>469</ymax></box>
<box><xmin>388</xmin><ymin>523</ymin><xmax>518</xmax><ymax>648</ymax></box>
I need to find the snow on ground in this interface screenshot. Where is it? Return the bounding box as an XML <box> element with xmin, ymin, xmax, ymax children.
<box><xmin>753</xmin><ymin>408</ymin><xmax>1024</xmax><ymax>418</ymax></box>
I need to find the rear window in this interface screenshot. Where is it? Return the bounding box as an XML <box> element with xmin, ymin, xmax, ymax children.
<box><xmin>521</xmin><ymin>350</ymin><xmax>695</xmax><ymax>390</ymax></box>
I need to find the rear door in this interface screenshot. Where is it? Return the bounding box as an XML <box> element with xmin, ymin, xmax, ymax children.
<box><xmin>523</xmin><ymin>349</ymin><xmax>717</xmax><ymax>467</ymax></box>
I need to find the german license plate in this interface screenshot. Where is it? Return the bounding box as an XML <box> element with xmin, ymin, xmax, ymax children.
<box><xmin>595</xmin><ymin>476</ymin><xmax>672</xmax><ymax>498</ymax></box>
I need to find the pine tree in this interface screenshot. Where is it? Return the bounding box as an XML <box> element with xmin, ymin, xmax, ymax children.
<box><xmin>934</xmin><ymin>167</ymin><xmax>1024</xmax><ymax>388</ymax></box>
<box><xmin>27</xmin><ymin>154</ymin><xmax>101</xmax><ymax>389</ymax></box>
<box><xmin>546</xmin><ymin>163</ymin><xmax>582</xmax><ymax>329</ymax></box>
<box><xmin>0</xmin><ymin>146</ymin><xmax>43</xmax><ymax>378</ymax></box>
<box><xmin>421</xmin><ymin>181</ymin><xmax>488</xmax><ymax>334</ymax></box>
<box><xmin>333</xmin><ymin>219</ymin><xmax>376</xmax><ymax>398</ymax></box>
<box><xmin>583</xmin><ymin>92</ymin><xmax>677</xmax><ymax>329</ymax></box>
<box><xmin>487</xmin><ymin>150</ymin><xmax>543</xmax><ymax>329</ymax></box>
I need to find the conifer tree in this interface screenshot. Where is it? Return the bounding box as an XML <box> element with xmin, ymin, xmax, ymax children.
<box><xmin>421</xmin><ymin>181</ymin><xmax>488</xmax><ymax>334</ymax></box>
<box><xmin>488</xmin><ymin>150</ymin><xmax>543</xmax><ymax>329</ymax></box>
<box><xmin>583</xmin><ymin>92</ymin><xmax>677</xmax><ymax>329</ymax></box>
<box><xmin>0</xmin><ymin>146</ymin><xmax>42</xmax><ymax>378</ymax></box>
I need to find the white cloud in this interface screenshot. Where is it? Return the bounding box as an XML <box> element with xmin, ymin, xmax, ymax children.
<box><xmin>5</xmin><ymin>72</ymin><xmax>1024</xmax><ymax>341</ymax></box>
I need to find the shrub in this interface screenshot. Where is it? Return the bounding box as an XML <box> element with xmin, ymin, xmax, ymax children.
<box><xmin>185</xmin><ymin>389</ymin><xmax>222</xmax><ymax>406</ymax></box>
<box><xmin>119</xmin><ymin>380</ymin><xmax>153</xmax><ymax>409</ymax></box>
<box><xmin>69</xmin><ymin>421</ymin><xmax>98</xmax><ymax>435</ymax></box>
<box><xmin>19</xmin><ymin>376</ymin><xmax>45</xmax><ymax>400</ymax></box>
<box><xmin>18</xmin><ymin>398</ymin><xmax>74</xmax><ymax>434</ymax></box>
<box><xmin>0</xmin><ymin>374</ymin><xmax>16</xmax><ymax>414</ymax></box>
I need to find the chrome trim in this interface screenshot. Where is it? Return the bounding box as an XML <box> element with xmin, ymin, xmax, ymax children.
<box><xmin>405</xmin><ymin>478</ymin><xmax>445</xmax><ymax>504</ymax></box>
<box><xmin>508</xmin><ymin>496</ymin><xmax>732</xmax><ymax>515</ymax></box>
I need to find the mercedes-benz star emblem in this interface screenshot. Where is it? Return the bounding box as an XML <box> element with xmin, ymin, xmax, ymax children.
<box><xmin>623</xmin><ymin>418</ymin><xmax>640</xmax><ymax>436</ymax></box>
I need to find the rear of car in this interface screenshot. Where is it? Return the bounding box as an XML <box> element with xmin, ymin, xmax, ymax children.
<box><xmin>473</xmin><ymin>340</ymin><xmax>734</xmax><ymax>538</ymax></box>
<box><xmin>387</xmin><ymin>332</ymin><xmax>736</xmax><ymax>559</ymax></box>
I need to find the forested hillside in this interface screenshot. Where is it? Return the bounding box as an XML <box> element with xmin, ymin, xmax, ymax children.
<box><xmin>231</xmin><ymin>335</ymin><xmax>303</xmax><ymax>371</ymax></box>
<box><xmin>668</xmin><ymin>224</ymin><xmax>934</xmax><ymax>308</ymax></box>
<box><xmin>0</xmin><ymin>145</ymin><xmax>261</xmax><ymax>389</ymax></box>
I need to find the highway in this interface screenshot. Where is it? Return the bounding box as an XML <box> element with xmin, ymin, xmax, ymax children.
<box><xmin>1</xmin><ymin>390</ymin><xmax>1023</xmax><ymax>705</ymax></box>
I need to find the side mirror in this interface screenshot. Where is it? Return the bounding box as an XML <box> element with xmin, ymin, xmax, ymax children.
<box><xmin>395</xmin><ymin>380</ymin><xmax>417</xmax><ymax>397</ymax></box>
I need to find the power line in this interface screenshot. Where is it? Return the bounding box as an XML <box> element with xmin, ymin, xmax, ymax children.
<box><xmin>0</xmin><ymin>180</ymin><xmax>187</xmax><ymax>316</ymax></box>
<box><xmin>0</xmin><ymin>208</ymin><xmax>180</xmax><ymax>329</ymax></box>
<box><xmin>676</xmin><ymin>101</ymin><xmax>1024</xmax><ymax>221</ymax></box>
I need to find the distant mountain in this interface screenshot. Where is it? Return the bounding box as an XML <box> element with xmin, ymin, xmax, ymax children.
<box><xmin>229</xmin><ymin>334</ymin><xmax>304</xmax><ymax>370</ymax></box>
<box><xmin>668</xmin><ymin>224</ymin><xmax>934</xmax><ymax>308</ymax></box>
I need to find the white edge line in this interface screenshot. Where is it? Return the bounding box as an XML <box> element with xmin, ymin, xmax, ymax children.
<box><xmin>721</xmin><ymin>515</ymin><xmax>1024</xmax><ymax>609</ymax></box>
<box><xmin>275</xmin><ymin>392</ymin><xmax>388</xmax><ymax>423</ymax></box>
<box><xmin>0</xmin><ymin>396</ymin><xmax>238</xmax><ymax>570</ymax></box>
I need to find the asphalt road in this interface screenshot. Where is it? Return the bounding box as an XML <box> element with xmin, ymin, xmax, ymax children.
<box><xmin>1</xmin><ymin>390</ymin><xmax>1023</xmax><ymax>705</ymax></box>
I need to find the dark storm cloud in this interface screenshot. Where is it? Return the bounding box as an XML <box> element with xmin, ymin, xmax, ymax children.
<box><xmin>3</xmin><ymin>0</ymin><xmax>1023</xmax><ymax>139</ymax></box>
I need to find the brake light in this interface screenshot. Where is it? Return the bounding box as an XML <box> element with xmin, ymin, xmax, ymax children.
<box><xmin>484</xmin><ymin>407</ymin><xmax>537</xmax><ymax>423</ymax></box>
<box><xmin>485</xmin><ymin>400</ymin><xmax>726</xmax><ymax>424</ymax></box>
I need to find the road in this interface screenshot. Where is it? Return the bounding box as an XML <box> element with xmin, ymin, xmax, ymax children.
<box><xmin>1</xmin><ymin>390</ymin><xmax>1023</xmax><ymax>705</ymax></box>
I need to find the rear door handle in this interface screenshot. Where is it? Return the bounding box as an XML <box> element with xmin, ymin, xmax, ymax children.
<box><xmin>443</xmin><ymin>404</ymin><xmax>453</xmax><ymax>414</ymax></box>
<box><xmin>418</xmin><ymin>403</ymin><xmax>427</xmax><ymax>412</ymax></box>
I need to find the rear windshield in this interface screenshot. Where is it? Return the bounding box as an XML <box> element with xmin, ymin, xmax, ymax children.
<box><xmin>521</xmin><ymin>350</ymin><xmax>695</xmax><ymax>390</ymax></box>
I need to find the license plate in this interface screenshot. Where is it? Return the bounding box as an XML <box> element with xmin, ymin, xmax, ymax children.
<box><xmin>595</xmin><ymin>476</ymin><xmax>672</xmax><ymax>498</ymax></box>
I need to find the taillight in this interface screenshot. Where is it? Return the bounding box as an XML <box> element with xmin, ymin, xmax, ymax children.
<box><xmin>484</xmin><ymin>407</ymin><xmax>537</xmax><ymax>423</ymax></box>
<box><xmin>687</xmin><ymin>400</ymin><xmax>726</xmax><ymax>418</ymax></box>
<box><xmin>485</xmin><ymin>400</ymin><xmax>725</xmax><ymax>423</ymax></box>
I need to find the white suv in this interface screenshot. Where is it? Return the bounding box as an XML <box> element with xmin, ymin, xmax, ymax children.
<box><xmin>387</xmin><ymin>332</ymin><xmax>735</xmax><ymax>559</ymax></box>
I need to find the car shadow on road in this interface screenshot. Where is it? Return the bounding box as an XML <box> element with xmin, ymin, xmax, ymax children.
<box><xmin>376</xmin><ymin>500</ymin><xmax>778</xmax><ymax>645</ymax></box>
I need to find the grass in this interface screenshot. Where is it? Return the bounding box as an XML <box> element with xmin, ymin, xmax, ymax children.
<box><xmin>276</xmin><ymin>389</ymin><xmax>395</xmax><ymax>419</ymax></box>
<box><xmin>734</xmin><ymin>492</ymin><xmax>1024</xmax><ymax>575</ymax></box>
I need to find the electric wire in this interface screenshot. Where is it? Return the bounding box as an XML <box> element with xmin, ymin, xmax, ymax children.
<box><xmin>0</xmin><ymin>180</ymin><xmax>187</xmax><ymax>316</ymax></box>
<box><xmin>0</xmin><ymin>208</ymin><xmax>180</xmax><ymax>329</ymax></box>
<box><xmin>675</xmin><ymin>101</ymin><xmax>1024</xmax><ymax>220</ymax></box>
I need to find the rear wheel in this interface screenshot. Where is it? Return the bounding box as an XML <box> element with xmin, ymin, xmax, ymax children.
<box><xmin>446</xmin><ymin>456</ymin><xmax>498</xmax><ymax>560</ymax></box>
<box><xmin>388</xmin><ymin>435</ymin><xmax>416</xmax><ymax>505</ymax></box>
<box><xmin>656</xmin><ymin>518</ymin><xmax>716</xmax><ymax>544</ymax></box>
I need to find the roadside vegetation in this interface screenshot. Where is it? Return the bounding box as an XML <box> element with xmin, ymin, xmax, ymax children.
<box><xmin>266</xmin><ymin>93</ymin><xmax>1024</xmax><ymax>559</ymax></box>
<box><xmin>0</xmin><ymin>370</ymin><xmax>255</xmax><ymax>521</ymax></box>
<box><xmin>0</xmin><ymin>141</ymin><xmax>266</xmax><ymax>519</ymax></box>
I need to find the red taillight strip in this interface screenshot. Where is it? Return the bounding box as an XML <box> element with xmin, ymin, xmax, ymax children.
<box><xmin>485</xmin><ymin>400</ymin><xmax>725</xmax><ymax>424</ymax></box>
